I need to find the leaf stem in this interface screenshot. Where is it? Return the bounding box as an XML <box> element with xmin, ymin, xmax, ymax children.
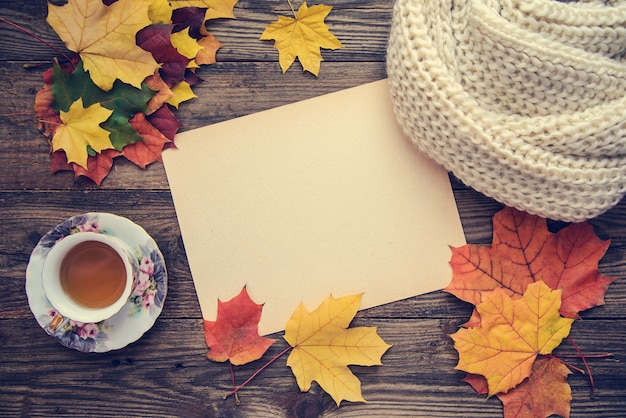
<box><xmin>224</xmin><ymin>345</ymin><xmax>293</xmax><ymax>400</ymax></box>
<box><xmin>0</xmin><ymin>17</ymin><xmax>74</xmax><ymax>65</ymax></box>
<box><xmin>550</xmin><ymin>355</ymin><xmax>586</xmax><ymax>375</ymax></box>
<box><xmin>557</xmin><ymin>353</ymin><xmax>612</xmax><ymax>359</ymax></box>
<box><xmin>38</xmin><ymin>119</ymin><xmax>63</xmax><ymax>126</ymax></box>
<box><xmin>567</xmin><ymin>336</ymin><xmax>596</xmax><ymax>397</ymax></box>
<box><xmin>229</xmin><ymin>362</ymin><xmax>241</xmax><ymax>405</ymax></box>
<box><xmin>287</xmin><ymin>0</ymin><xmax>296</xmax><ymax>17</ymax></box>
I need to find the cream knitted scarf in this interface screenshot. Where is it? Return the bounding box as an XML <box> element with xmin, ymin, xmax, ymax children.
<box><xmin>387</xmin><ymin>0</ymin><xmax>626</xmax><ymax>222</ymax></box>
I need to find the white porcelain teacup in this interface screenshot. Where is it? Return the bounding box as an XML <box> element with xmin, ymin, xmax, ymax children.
<box><xmin>42</xmin><ymin>232</ymin><xmax>136</xmax><ymax>324</ymax></box>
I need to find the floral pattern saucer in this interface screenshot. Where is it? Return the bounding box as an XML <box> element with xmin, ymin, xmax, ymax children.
<box><xmin>25</xmin><ymin>213</ymin><xmax>167</xmax><ymax>353</ymax></box>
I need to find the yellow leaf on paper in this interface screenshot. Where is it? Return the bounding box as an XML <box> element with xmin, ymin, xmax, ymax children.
<box><xmin>51</xmin><ymin>99</ymin><xmax>114</xmax><ymax>170</ymax></box>
<box><xmin>260</xmin><ymin>2</ymin><xmax>343</xmax><ymax>76</ymax></box>
<box><xmin>169</xmin><ymin>0</ymin><xmax>238</xmax><ymax>20</ymax></box>
<box><xmin>284</xmin><ymin>294</ymin><xmax>391</xmax><ymax>406</ymax></box>
<box><xmin>450</xmin><ymin>281</ymin><xmax>574</xmax><ymax>396</ymax></box>
<box><xmin>167</xmin><ymin>81</ymin><xmax>198</xmax><ymax>108</ymax></box>
<box><xmin>47</xmin><ymin>0</ymin><xmax>160</xmax><ymax>91</ymax></box>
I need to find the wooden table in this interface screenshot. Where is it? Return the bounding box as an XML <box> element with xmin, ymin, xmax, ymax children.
<box><xmin>1</xmin><ymin>1</ymin><xmax>625</xmax><ymax>416</ymax></box>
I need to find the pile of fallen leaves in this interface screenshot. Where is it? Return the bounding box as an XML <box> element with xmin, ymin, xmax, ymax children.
<box><xmin>446</xmin><ymin>207</ymin><xmax>617</xmax><ymax>418</ymax></box>
<box><xmin>30</xmin><ymin>0</ymin><xmax>343</xmax><ymax>185</ymax></box>
<box><xmin>203</xmin><ymin>288</ymin><xmax>391</xmax><ymax>406</ymax></box>
<box><xmin>33</xmin><ymin>0</ymin><xmax>233</xmax><ymax>185</ymax></box>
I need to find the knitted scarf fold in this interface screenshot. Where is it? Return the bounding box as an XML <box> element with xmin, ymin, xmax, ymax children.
<box><xmin>387</xmin><ymin>0</ymin><xmax>626</xmax><ymax>221</ymax></box>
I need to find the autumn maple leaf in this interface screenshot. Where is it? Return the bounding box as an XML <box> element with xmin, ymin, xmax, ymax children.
<box><xmin>47</xmin><ymin>0</ymin><xmax>160</xmax><ymax>91</ymax></box>
<box><xmin>169</xmin><ymin>0</ymin><xmax>239</xmax><ymax>20</ymax></box>
<box><xmin>136</xmin><ymin>24</ymin><xmax>191</xmax><ymax>88</ymax></box>
<box><xmin>34</xmin><ymin>71</ymin><xmax>62</xmax><ymax>138</ymax></box>
<box><xmin>51</xmin><ymin>99</ymin><xmax>114</xmax><ymax>169</ymax></box>
<box><xmin>195</xmin><ymin>33</ymin><xmax>221</xmax><ymax>65</ymax></box>
<box><xmin>50</xmin><ymin>149</ymin><xmax>120</xmax><ymax>187</ymax></box>
<box><xmin>284</xmin><ymin>293</ymin><xmax>391</xmax><ymax>405</ymax></box>
<box><xmin>124</xmin><ymin>113</ymin><xmax>172</xmax><ymax>169</ymax></box>
<box><xmin>145</xmin><ymin>105</ymin><xmax>183</xmax><ymax>142</ymax></box>
<box><xmin>203</xmin><ymin>287</ymin><xmax>276</xmax><ymax>366</ymax></box>
<box><xmin>50</xmin><ymin>61</ymin><xmax>154</xmax><ymax>150</ymax></box>
<box><xmin>260</xmin><ymin>2</ymin><xmax>343</xmax><ymax>76</ymax></box>
<box><xmin>451</xmin><ymin>281</ymin><xmax>574</xmax><ymax>396</ymax></box>
<box><xmin>497</xmin><ymin>356</ymin><xmax>572</xmax><ymax>418</ymax></box>
<box><xmin>445</xmin><ymin>207</ymin><xmax>616</xmax><ymax>318</ymax></box>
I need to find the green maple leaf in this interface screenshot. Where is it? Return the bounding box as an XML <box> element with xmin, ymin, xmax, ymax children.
<box><xmin>51</xmin><ymin>61</ymin><xmax>156</xmax><ymax>150</ymax></box>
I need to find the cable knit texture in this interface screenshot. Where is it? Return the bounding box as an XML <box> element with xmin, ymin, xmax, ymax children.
<box><xmin>387</xmin><ymin>0</ymin><xmax>626</xmax><ymax>222</ymax></box>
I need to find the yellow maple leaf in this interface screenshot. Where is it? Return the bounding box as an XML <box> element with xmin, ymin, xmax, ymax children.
<box><xmin>450</xmin><ymin>281</ymin><xmax>574</xmax><ymax>396</ymax></box>
<box><xmin>171</xmin><ymin>28</ymin><xmax>204</xmax><ymax>60</ymax></box>
<box><xmin>284</xmin><ymin>294</ymin><xmax>391</xmax><ymax>405</ymax></box>
<box><xmin>167</xmin><ymin>81</ymin><xmax>198</xmax><ymax>108</ymax></box>
<box><xmin>169</xmin><ymin>0</ymin><xmax>238</xmax><ymax>20</ymax></box>
<box><xmin>260</xmin><ymin>2</ymin><xmax>343</xmax><ymax>76</ymax></box>
<box><xmin>51</xmin><ymin>99</ymin><xmax>114</xmax><ymax>170</ymax></box>
<box><xmin>47</xmin><ymin>0</ymin><xmax>160</xmax><ymax>91</ymax></box>
<box><xmin>149</xmin><ymin>0</ymin><xmax>173</xmax><ymax>24</ymax></box>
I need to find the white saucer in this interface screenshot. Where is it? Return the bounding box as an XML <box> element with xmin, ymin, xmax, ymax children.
<box><xmin>25</xmin><ymin>213</ymin><xmax>168</xmax><ymax>353</ymax></box>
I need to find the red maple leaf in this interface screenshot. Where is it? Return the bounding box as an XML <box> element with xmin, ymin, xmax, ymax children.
<box><xmin>544</xmin><ymin>222</ymin><xmax>615</xmax><ymax>318</ymax></box>
<box><xmin>445</xmin><ymin>207</ymin><xmax>616</xmax><ymax>317</ymax></box>
<box><xmin>462</xmin><ymin>373</ymin><xmax>488</xmax><ymax>396</ymax></box>
<box><xmin>136</xmin><ymin>24</ymin><xmax>190</xmax><ymax>87</ymax></box>
<box><xmin>51</xmin><ymin>149</ymin><xmax>121</xmax><ymax>186</ymax></box>
<box><xmin>146</xmin><ymin>104</ymin><xmax>182</xmax><ymax>143</ymax></box>
<box><xmin>204</xmin><ymin>287</ymin><xmax>276</xmax><ymax>366</ymax></box>
<box><xmin>172</xmin><ymin>6</ymin><xmax>207</xmax><ymax>39</ymax></box>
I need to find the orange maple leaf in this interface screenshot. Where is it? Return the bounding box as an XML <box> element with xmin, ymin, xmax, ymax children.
<box><xmin>451</xmin><ymin>281</ymin><xmax>574</xmax><ymax>396</ymax></box>
<box><xmin>34</xmin><ymin>67</ymin><xmax>62</xmax><ymax>138</ymax></box>
<box><xmin>51</xmin><ymin>149</ymin><xmax>121</xmax><ymax>187</ymax></box>
<box><xmin>125</xmin><ymin>113</ymin><xmax>172</xmax><ymax>169</ymax></box>
<box><xmin>497</xmin><ymin>356</ymin><xmax>572</xmax><ymax>418</ymax></box>
<box><xmin>203</xmin><ymin>287</ymin><xmax>276</xmax><ymax>366</ymax></box>
<box><xmin>445</xmin><ymin>207</ymin><xmax>616</xmax><ymax>317</ymax></box>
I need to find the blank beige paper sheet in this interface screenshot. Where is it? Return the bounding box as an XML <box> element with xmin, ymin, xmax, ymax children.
<box><xmin>162</xmin><ymin>79</ymin><xmax>466</xmax><ymax>335</ymax></box>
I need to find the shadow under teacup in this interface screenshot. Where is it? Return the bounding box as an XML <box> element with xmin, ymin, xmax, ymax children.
<box><xmin>42</xmin><ymin>232</ymin><xmax>135</xmax><ymax>324</ymax></box>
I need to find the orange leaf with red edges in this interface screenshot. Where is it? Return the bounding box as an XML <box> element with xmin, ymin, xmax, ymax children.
<box><xmin>451</xmin><ymin>281</ymin><xmax>573</xmax><ymax>396</ymax></box>
<box><xmin>203</xmin><ymin>287</ymin><xmax>276</xmax><ymax>365</ymax></box>
<box><xmin>497</xmin><ymin>356</ymin><xmax>572</xmax><ymax>418</ymax></box>
<box><xmin>51</xmin><ymin>149</ymin><xmax>121</xmax><ymax>186</ymax></box>
<box><xmin>445</xmin><ymin>207</ymin><xmax>616</xmax><ymax>317</ymax></box>
<box><xmin>545</xmin><ymin>222</ymin><xmax>615</xmax><ymax>318</ymax></box>
<box><xmin>125</xmin><ymin>113</ymin><xmax>171</xmax><ymax>168</ymax></box>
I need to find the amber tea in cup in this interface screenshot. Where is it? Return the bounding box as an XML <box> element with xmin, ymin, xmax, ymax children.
<box><xmin>59</xmin><ymin>240</ymin><xmax>127</xmax><ymax>309</ymax></box>
<box><xmin>42</xmin><ymin>232</ymin><xmax>134</xmax><ymax>323</ymax></box>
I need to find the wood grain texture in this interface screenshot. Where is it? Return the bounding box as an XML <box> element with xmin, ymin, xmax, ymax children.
<box><xmin>0</xmin><ymin>0</ymin><xmax>625</xmax><ymax>417</ymax></box>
